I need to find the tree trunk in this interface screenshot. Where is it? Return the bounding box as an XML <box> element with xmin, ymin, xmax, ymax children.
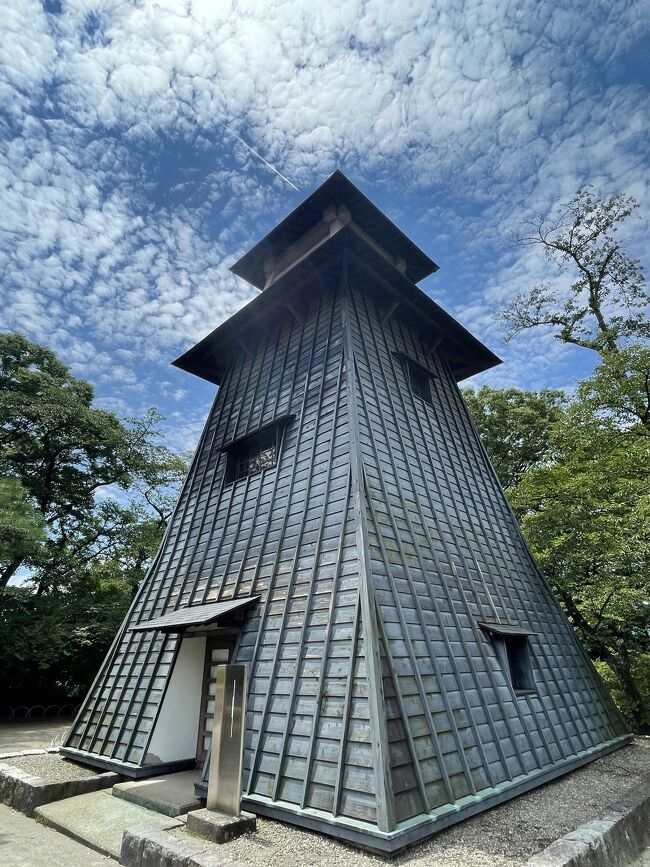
<box><xmin>559</xmin><ymin>591</ymin><xmax>648</xmax><ymax>731</ymax></box>
<box><xmin>0</xmin><ymin>556</ymin><xmax>23</xmax><ymax>589</ymax></box>
<box><xmin>605</xmin><ymin>641</ymin><xmax>649</xmax><ymax>733</ymax></box>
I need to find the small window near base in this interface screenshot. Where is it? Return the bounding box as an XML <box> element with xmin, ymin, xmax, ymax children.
<box><xmin>496</xmin><ymin>635</ymin><xmax>535</xmax><ymax>694</ymax></box>
<box><xmin>478</xmin><ymin>622</ymin><xmax>536</xmax><ymax>694</ymax></box>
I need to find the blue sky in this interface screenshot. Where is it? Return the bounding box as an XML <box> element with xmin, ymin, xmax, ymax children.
<box><xmin>1</xmin><ymin>0</ymin><xmax>649</xmax><ymax>453</ymax></box>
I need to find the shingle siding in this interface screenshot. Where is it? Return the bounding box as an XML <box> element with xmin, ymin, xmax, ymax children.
<box><xmin>65</xmin><ymin>235</ymin><xmax>627</xmax><ymax>852</ymax></box>
<box><xmin>346</xmin><ymin>268</ymin><xmax>624</xmax><ymax>826</ymax></box>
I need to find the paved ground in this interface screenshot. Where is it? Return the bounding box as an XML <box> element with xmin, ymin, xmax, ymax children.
<box><xmin>113</xmin><ymin>769</ymin><xmax>202</xmax><ymax>816</ymax></box>
<box><xmin>0</xmin><ymin>803</ymin><xmax>112</xmax><ymax>866</ymax></box>
<box><xmin>0</xmin><ymin>721</ymin><xmax>70</xmax><ymax>752</ymax></box>
<box><xmin>36</xmin><ymin>789</ymin><xmax>184</xmax><ymax>860</ymax></box>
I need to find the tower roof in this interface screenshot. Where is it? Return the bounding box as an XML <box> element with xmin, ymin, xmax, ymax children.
<box><xmin>231</xmin><ymin>170</ymin><xmax>439</xmax><ymax>289</ymax></box>
<box><xmin>173</xmin><ymin>171</ymin><xmax>502</xmax><ymax>384</ymax></box>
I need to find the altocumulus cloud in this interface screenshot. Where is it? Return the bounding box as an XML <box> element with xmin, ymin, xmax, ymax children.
<box><xmin>0</xmin><ymin>0</ymin><xmax>648</xmax><ymax>443</ymax></box>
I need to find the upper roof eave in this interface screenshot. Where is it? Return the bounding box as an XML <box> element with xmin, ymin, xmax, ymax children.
<box><xmin>230</xmin><ymin>170</ymin><xmax>439</xmax><ymax>289</ymax></box>
<box><xmin>172</xmin><ymin>226</ymin><xmax>501</xmax><ymax>386</ymax></box>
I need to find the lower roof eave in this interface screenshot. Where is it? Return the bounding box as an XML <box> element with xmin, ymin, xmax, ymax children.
<box><xmin>242</xmin><ymin>734</ymin><xmax>632</xmax><ymax>856</ymax></box>
<box><xmin>173</xmin><ymin>226</ymin><xmax>501</xmax><ymax>386</ymax></box>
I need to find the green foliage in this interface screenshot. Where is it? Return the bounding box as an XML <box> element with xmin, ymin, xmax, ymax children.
<box><xmin>485</xmin><ymin>188</ymin><xmax>650</xmax><ymax>730</ymax></box>
<box><xmin>462</xmin><ymin>385</ymin><xmax>564</xmax><ymax>494</ymax></box>
<box><xmin>576</xmin><ymin>344</ymin><xmax>650</xmax><ymax>432</ymax></box>
<box><xmin>511</xmin><ymin>387</ymin><xmax>650</xmax><ymax>729</ymax></box>
<box><xmin>0</xmin><ymin>332</ymin><xmax>135</xmax><ymax>510</ymax></box>
<box><xmin>0</xmin><ymin>583</ymin><xmax>132</xmax><ymax>706</ymax></box>
<box><xmin>595</xmin><ymin>656</ymin><xmax>650</xmax><ymax>730</ymax></box>
<box><xmin>0</xmin><ymin>476</ymin><xmax>46</xmax><ymax>569</ymax></box>
<box><xmin>0</xmin><ymin>332</ymin><xmax>188</xmax><ymax>707</ymax></box>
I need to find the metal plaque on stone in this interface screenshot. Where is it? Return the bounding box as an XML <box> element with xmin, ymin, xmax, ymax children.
<box><xmin>207</xmin><ymin>663</ymin><xmax>247</xmax><ymax>817</ymax></box>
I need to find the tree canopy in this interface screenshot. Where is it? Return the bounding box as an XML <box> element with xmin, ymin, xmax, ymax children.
<box><xmin>510</xmin><ymin>376</ymin><xmax>649</xmax><ymax>728</ymax></box>
<box><xmin>462</xmin><ymin>385</ymin><xmax>564</xmax><ymax>494</ymax></box>
<box><xmin>0</xmin><ymin>332</ymin><xmax>188</xmax><ymax>708</ymax></box>
<box><xmin>467</xmin><ymin>186</ymin><xmax>650</xmax><ymax>730</ymax></box>
<box><xmin>0</xmin><ymin>476</ymin><xmax>45</xmax><ymax>573</ymax></box>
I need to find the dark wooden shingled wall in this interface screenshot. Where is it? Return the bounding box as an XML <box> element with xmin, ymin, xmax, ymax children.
<box><xmin>67</xmin><ymin>258</ymin><xmax>387</xmax><ymax>826</ymax></box>
<box><xmin>66</xmin><ymin>243</ymin><xmax>627</xmax><ymax>844</ymax></box>
<box><xmin>344</xmin><ymin>251</ymin><xmax>624</xmax><ymax>826</ymax></box>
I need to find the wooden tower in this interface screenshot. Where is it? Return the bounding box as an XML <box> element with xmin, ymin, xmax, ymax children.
<box><xmin>63</xmin><ymin>172</ymin><xmax>629</xmax><ymax>854</ymax></box>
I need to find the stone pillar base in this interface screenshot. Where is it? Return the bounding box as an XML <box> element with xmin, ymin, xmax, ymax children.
<box><xmin>186</xmin><ymin>807</ymin><xmax>256</xmax><ymax>844</ymax></box>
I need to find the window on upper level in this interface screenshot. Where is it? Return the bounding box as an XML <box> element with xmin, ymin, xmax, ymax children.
<box><xmin>393</xmin><ymin>352</ymin><xmax>435</xmax><ymax>406</ymax></box>
<box><xmin>406</xmin><ymin>359</ymin><xmax>433</xmax><ymax>405</ymax></box>
<box><xmin>223</xmin><ymin>415</ymin><xmax>293</xmax><ymax>484</ymax></box>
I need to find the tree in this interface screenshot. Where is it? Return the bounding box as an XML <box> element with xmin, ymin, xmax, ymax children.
<box><xmin>0</xmin><ymin>476</ymin><xmax>46</xmax><ymax>574</ymax></box>
<box><xmin>0</xmin><ymin>332</ymin><xmax>188</xmax><ymax>708</ymax></box>
<box><xmin>500</xmin><ymin>189</ymin><xmax>649</xmax><ymax>364</ymax></box>
<box><xmin>480</xmin><ymin>187</ymin><xmax>650</xmax><ymax>728</ymax></box>
<box><xmin>0</xmin><ymin>578</ymin><xmax>136</xmax><ymax>708</ymax></box>
<box><xmin>0</xmin><ymin>333</ymin><xmax>136</xmax><ymax>587</ymax></box>
<box><xmin>0</xmin><ymin>333</ymin><xmax>187</xmax><ymax>592</ymax></box>
<box><xmin>462</xmin><ymin>385</ymin><xmax>564</xmax><ymax>493</ymax></box>
<box><xmin>510</xmin><ymin>389</ymin><xmax>650</xmax><ymax>730</ymax></box>
<box><xmin>576</xmin><ymin>344</ymin><xmax>650</xmax><ymax>434</ymax></box>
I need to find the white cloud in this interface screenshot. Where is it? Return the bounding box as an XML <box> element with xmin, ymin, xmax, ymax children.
<box><xmin>0</xmin><ymin>0</ymin><xmax>647</xmax><ymax>430</ymax></box>
<box><xmin>0</xmin><ymin>1</ymin><xmax>56</xmax><ymax>119</ymax></box>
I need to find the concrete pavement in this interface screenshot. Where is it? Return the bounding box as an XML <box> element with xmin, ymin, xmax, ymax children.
<box><xmin>113</xmin><ymin>769</ymin><xmax>202</xmax><ymax>816</ymax></box>
<box><xmin>0</xmin><ymin>802</ymin><xmax>112</xmax><ymax>866</ymax></box>
<box><xmin>36</xmin><ymin>789</ymin><xmax>184</xmax><ymax>859</ymax></box>
<box><xmin>0</xmin><ymin>721</ymin><xmax>70</xmax><ymax>753</ymax></box>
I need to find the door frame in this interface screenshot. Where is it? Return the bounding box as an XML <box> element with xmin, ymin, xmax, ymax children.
<box><xmin>195</xmin><ymin>630</ymin><xmax>237</xmax><ymax>765</ymax></box>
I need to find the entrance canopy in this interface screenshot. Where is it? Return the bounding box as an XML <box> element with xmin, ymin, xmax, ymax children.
<box><xmin>129</xmin><ymin>597</ymin><xmax>260</xmax><ymax>634</ymax></box>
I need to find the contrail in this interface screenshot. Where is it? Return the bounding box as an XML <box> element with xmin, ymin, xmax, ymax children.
<box><xmin>217</xmin><ymin>119</ymin><xmax>300</xmax><ymax>192</ymax></box>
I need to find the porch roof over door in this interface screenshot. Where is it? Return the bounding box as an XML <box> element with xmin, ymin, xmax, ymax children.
<box><xmin>129</xmin><ymin>596</ymin><xmax>260</xmax><ymax>634</ymax></box>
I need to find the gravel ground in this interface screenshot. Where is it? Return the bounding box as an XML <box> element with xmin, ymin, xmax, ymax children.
<box><xmin>5</xmin><ymin>753</ymin><xmax>98</xmax><ymax>782</ymax></box>
<box><xmin>191</xmin><ymin>738</ymin><xmax>650</xmax><ymax>867</ymax></box>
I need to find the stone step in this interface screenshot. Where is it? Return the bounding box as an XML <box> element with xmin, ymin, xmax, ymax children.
<box><xmin>35</xmin><ymin>789</ymin><xmax>184</xmax><ymax>860</ymax></box>
<box><xmin>112</xmin><ymin>769</ymin><xmax>202</xmax><ymax>817</ymax></box>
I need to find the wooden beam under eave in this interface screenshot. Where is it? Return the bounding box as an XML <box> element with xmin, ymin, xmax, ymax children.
<box><xmin>426</xmin><ymin>335</ymin><xmax>444</xmax><ymax>359</ymax></box>
<box><xmin>381</xmin><ymin>301</ymin><xmax>400</xmax><ymax>326</ymax></box>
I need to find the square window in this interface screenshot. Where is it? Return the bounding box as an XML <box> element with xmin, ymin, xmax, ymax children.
<box><xmin>406</xmin><ymin>361</ymin><xmax>432</xmax><ymax>405</ymax></box>
<box><xmin>225</xmin><ymin>423</ymin><xmax>283</xmax><ymax>484</ymax></box>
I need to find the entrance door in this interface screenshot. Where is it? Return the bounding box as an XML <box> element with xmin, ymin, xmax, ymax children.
<box><xmin>196</xmin><ymin>635</ymin><xmax>235</xmax><ymax>765</ymax></box>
